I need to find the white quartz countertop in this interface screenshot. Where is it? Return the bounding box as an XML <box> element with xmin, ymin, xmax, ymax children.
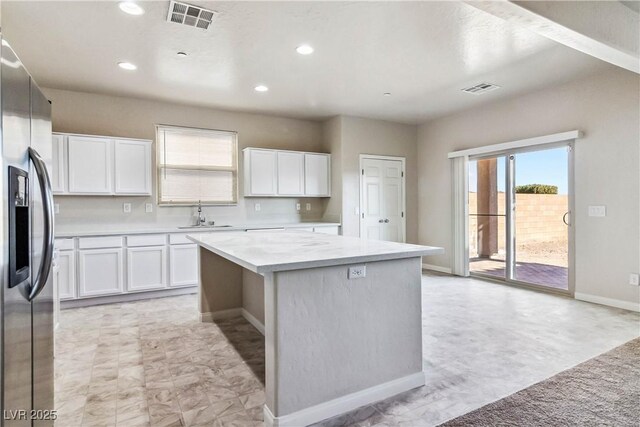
<box><xmin>188</xmin><ymin>231</ymin><xmax>444</xmax><ymax>273</ymax></box>
<box><xmin>55</xmin><ymin>222</ymin><xmax>340</xmax><ymax>238</ymax></box>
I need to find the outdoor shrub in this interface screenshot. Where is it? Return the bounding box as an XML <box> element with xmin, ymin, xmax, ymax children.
<box><xmin>515</xmin><ymin>184</ymin><xmax>558</xmax><ymax>194</ymax></box>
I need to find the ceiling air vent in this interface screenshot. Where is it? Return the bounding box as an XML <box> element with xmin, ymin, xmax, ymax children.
<box><xmin>167</xmin><ymin>1</ymin><xmax>216</xmax><ymax>30</ymax></box>
<box><xmin>461</xmin><ymin>83</ymin><xmax>501</xmax><ymax>95</ymax></box>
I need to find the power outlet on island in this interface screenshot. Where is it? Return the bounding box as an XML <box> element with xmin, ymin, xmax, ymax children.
<box><xmin>348</xmin><ymin>265</ymin><xmax>366</xmax><ymax>279</ymax></box>
<box><xmin>123</xmin><ymin>203</ymin><xmax>131</xmax><ymax>213</ymax></box>
<box><xmin>630</xmin><ymin>274</ymin><xmax>640</xmax><ymax>286</ymax></box>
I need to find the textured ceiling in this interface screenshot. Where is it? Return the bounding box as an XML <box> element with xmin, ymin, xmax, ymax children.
<box><xmin>2</xmin><ymin>1</ymin><xmax>613</xmax><ymax>124</ymax></box>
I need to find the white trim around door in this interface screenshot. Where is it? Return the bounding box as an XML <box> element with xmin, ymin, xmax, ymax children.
<box><xmin>359</xmin><ymin>154</ymin><xmax>407</xmax><ymax>243</ymax></box>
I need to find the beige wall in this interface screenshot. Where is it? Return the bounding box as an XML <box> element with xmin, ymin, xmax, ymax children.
<box><xmin>44</xmin><ymin>88</ymin><xmax>326</xmax><ymax>229</ymax></box>
<box><xmin>321</xmin><ymin>117</ymin><xmax>343</xmax><ymax>223</ymax></box>
<box><xmin>323</xmin><ymin>116</ymin><xmax>419</xmax><ymax>242</ymax></box>
<box><xmin>417</xmin><ymin>67</ymin><xmax>640</xmax><ymax>306</ymax></box>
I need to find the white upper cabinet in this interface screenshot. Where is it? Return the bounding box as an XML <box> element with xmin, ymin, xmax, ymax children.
<box><xmin>51</xmin><ymin>134</ymin><xmax>66</xmax><ymax>194</ymax></box>
<box><xmin>53</xmin><ymin>133</ymin><xmax>152</xmax><ymax>196</ymax></box>
<box><xmin>277</xmin><ymin>151</ymin><xmax>304</xmax><ymax>196</ymax></box>
<box><xmin>304</xmin><ymin>153</ymin><xmax>331</xmax><ymax>197</ymax></box>
<box><xmin>244</xmin><ymin>148</ymin><xmax>330</xmax><ymax>197</ymax></box>
<box><xmin>114</xmin><ymin>139</ymin><xmax>152</xmax><ymax>195</ymax></box>
<box><xmin>244</xmin><ymin>149</ymin><xmax>277</xmax><ymax>196</ymax></box>
<box><xmin>68</xmin><ymin>135</ymin><xmax>113</xmax><ymax>194</ymax></box>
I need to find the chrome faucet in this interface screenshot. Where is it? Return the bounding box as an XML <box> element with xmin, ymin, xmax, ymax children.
<box><xmin>197</xmin><ymin>200</ymin><xmax>206</xmax><ymax>226</ymax></box>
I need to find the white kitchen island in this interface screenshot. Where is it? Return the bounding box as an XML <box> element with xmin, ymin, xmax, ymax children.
<box><xmin>188</xmin><ymin>231</ymin><xmax>443</xmax><ymax>427</ymax></box>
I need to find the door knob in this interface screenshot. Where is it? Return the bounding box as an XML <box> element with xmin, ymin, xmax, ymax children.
<box><xmin>378</xmin><ymin>219</ymin><xmax>384</xmax><ymax>223</ymax></box>
<box><xmin>384</xmin><ymin>219</ymin><xmax>389</xmax><ymax>223</ymax></box>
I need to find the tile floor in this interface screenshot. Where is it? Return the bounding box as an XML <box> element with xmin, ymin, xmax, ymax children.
<box><xmin>55</xmin><ymin>273</ymin><xmax>640</xmax><ymax>427</ymax></box>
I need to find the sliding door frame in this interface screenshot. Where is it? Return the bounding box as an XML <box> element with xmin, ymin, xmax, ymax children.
<box><xmin>467</xmin><ymin>141</ymin><xmax>575</xmax><ymax>296</ymax></box>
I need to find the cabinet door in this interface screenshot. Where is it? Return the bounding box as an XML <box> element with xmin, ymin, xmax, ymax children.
<box><xmin>169</xmin><ymin>244</ymin><xmax>198</xmax><ymax>287</ymax></box>
<box><xmin>67</xmin><ymin>136</ymin><xmax>113</xmax><ymax>194</ymax></box>
<box><xmin>127</xmin><ymin>246</ymin><xmax>167</xmax><ymax>292</ymax></box>
<box><xmin>51</xmin><ymin>134</ymin><xmax>67</xmax><ymax>194</ymax></box>
<box><xmin>304</xmin><ymin>153</ymin><xmax>331</xmax><ymax>196</ymax></box>
<box><xmin>114</xmin><ymin>139</ymin><xmax>151</xmax><ymax>195</ymax></box>
<box><xmin>78</xmin><ymin>248</ymin><xmax>123</xmax><ymax>297</ymax></box>
<box><xmin>277</xmin><ymin>151</ymin><xmax>304</xmax><ymax>196</ymax></box>
<box><xmin>245</xmin><ymin>149</ymin><xmax>277</xmax><ymax>195</ymax></box>
<box><xmin>57</xmin><ymin>250</ymin><xmax>76</xmax><ymax>300</ymax></box>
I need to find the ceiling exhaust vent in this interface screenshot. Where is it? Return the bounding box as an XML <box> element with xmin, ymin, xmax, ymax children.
<box><xmin>167</xmin><ymin>1</ymin><xmax>216</xmax><ymax>30</ymax></box>
<box><xmin>461</xmin><ymin>83</ymin><xmax>501</xmax><ymax>95</ymax></box>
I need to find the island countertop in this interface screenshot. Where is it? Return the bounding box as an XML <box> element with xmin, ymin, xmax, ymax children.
<box><xmin>188</xmin><ymin>230</ymin><xmax>444</xmax><ymax>274</ymax></box>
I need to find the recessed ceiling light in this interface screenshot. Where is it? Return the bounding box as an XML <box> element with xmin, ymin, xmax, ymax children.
<box><xmin>118</xmin><ymin>62</ymin><xmax>137</xmax><ymax>71</ymax></box>
<box><xmin>177</xmin><ymin>52</ymin><xmax>188</xmax><ymax>57</ymax></box>
<box><xmin>254</xmin><ymin>85</ymin><xmax>269</xmax><ymax>92</ymax></box>
<box><xmin>383</xmin><ymin>92</ymin><xmax>391</xmax><ymax>97</ymax></box>
<box><xmin>118</xmin><ymin>1</ymin><xmax>145</xmax><ymax>16</ymax></box>
<box><xmin>296</xmin><ymin>45</ymin><xmax>314</xmax><ymax>55</ymax></box>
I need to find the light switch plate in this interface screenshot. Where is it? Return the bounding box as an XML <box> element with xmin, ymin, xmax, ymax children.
<box><xmin>306</xmin><ymin>203</ymin><xmax>311</xmax><ymax>211</ymax></box>
<box><xmin>255</xmin><ymin>203</ymin><xmax>261</xmax><ymax>212</ymax></box>
<box><xmin>348</xmin><ymin>265</ymin><xmax>366</xmax><ymax>279</ymax></box>
<box><xmin>145</xmin><ymin>203</ymin><xmax>153</xmax><ymax>213</ymax></box>
<box><xmin>588</xmin><ymin>205</ymin><xmax>606</xmax><ymax>217</ymax></box>
<box><xmin>296</xmin><ymin>203</ymin><xmax>301</xmax><ymax>211</ymax></box>
<box><xmin>630</xmin><ymin>274</ymin><xmax>639</xmax><ymax>286</ymax></box>
<box><xmin>54</xmin><ymin>204</ymin><xmax>59</xmax><ymax>214</ymax></box>
<box><xmin>123</xmin><ymin>203</ymin><xmax>131</xmax><ymax>213</ymax></box>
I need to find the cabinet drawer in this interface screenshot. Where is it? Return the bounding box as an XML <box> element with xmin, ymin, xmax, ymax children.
<box><xmin>170</xmin><ymin>233</ymin><xmax>202</xmax><ymax>245</ymax></box>
<box><xmin>127</xmin><ymin>234</ymin><xmax>167</xmax><ymax>247</ymax></box>
<box><xmin>55</xmin><ymin>238</ymin><xmax>74</xmax><ymax>251</ymax></box>
<box><xmin>78</xmin><ymin>236</ymin><xmax>123</xmax><ymax>249</ymax></box>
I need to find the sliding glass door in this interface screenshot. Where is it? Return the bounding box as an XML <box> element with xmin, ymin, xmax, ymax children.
<box><xmin>468</xmin><ymin>145</ymin><xmax>571</xmax><ymax>291</ymax></box>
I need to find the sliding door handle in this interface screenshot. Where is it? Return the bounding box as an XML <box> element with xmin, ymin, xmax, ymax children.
<box><xmin>562</xmin><ymin>211</ymin><xmax>570</xmax><ymax>226</ymax></box>
<box><xmin>27</xmin><ymin>147</ymin><xmax>54</xmax><ymax>302</ymax></box>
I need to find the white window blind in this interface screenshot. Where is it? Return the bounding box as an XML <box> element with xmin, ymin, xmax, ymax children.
<box><xmin>157</xmin><ymin>125</ymin><xmax>238</xmax><ymax>205</ymax></box>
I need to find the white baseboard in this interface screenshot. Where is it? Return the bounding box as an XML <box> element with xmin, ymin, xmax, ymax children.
<box><xmin>199</xmin><ymin>308</ymin><xmax>267</xmax><ymax>335</ymax></box>
<box><xmin>199</xmin><ymin>308</ymin><xmax>242</xmax><ymax>322</ymax></box>
<box><xmin>241</xmin><ymin>308</ymin><xmax>266</xmax><ymax>336</ymax></box>
<box><xmin>263</xmin><ymin>372</ymin><xmax>425</xmax><ymax>427</ymax></box>
<box><xmin>61</xmin><ymin>286</ymin><xmax>196</xmax><ymax>309</ymax></box>
<box><xmin>575</xmin><ymin>292</ymin><xmax>640</xmax><ymax>312</ymax></box>
<box><xmin>422</xmin><ymin>263</ymin><xmax>452</xmax><ymax>274</ymax></box>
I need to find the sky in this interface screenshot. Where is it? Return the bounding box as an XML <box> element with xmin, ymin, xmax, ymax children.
<box><xmin>468</xmin><ymin>146</ymin><xmax>568</xmax><ymax>195</ymax></box>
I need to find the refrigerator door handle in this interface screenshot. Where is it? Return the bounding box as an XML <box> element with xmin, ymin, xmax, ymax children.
<box><xmin>27</xmin><ymin>147</ymin><xmax>55</xmax><ymax>301</ymax></box>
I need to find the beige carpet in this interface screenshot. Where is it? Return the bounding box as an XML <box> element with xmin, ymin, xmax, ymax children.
<box><xmin>440</xmin><ymin>338</ymin><xmax>640</xmax><ymax>426</ymax></box>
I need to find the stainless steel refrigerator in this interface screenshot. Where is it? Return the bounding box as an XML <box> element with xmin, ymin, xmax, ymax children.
<box><xmin>1</xmin><ymin>35</ymin><xmax>55</xmax><ymax>427</ymax></box>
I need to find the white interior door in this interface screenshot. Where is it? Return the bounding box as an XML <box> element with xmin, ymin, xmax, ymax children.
<box><xmin>360</xmin><ymin>156</ymin><xmax>405</xmax><ymax>242</ymax></box>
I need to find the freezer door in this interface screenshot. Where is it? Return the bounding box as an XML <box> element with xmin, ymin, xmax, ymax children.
<box><xmin>2</xmin><ymin>40</ymin><xmax>33</xmax><ymax>427</ymax></box>
<box><xmin>31</xmin><ymin>83</ymin><xmax>54</xmax><ymax>427</ymax></box>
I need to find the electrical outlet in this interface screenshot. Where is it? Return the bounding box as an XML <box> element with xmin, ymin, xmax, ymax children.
<box><xmin>145</xmin><ymin>203</ymin><xmax>153</xmax><ymax>213</ymax></box>
<box><xmin>306</xmin><ymin>203</ymin><xmax>311</xmax><ymax>211</ymax></box>
<box><xmin>255</xmin><ymin>203</ymin><xmax>261</xmax><ymax>212</ymax></box>
<box><xmin>123</xmin><ymin>203</ymin><xmax>131</xmax><ymax>213</ymax></box>
<box><xmin>296</xmin><ymin>203</ymin><xmax>301</xmax><ymax>211</ymax></box>
<box><xmin>588</xmin><ymin>205</ymin><xmax>606</xmax><ymax>217</ymax></box>
<box><xmin>54</xmin><ymin>204</ymin><xmax>59</xmax><ymax>214</ymax></box>
<box><xmin>630</xmin><ymin>274</ymin><xmax>640</xmax><ymax>286</ymax></box>
<box><xmin>348</xmin><ymin>265</ymin><xmax>366</xmax><ymax>279</ymax></box>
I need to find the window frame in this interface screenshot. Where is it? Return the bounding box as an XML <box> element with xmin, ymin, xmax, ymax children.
<box><xmin>155</xmin><ymin>124</ymin><xmax>239</xmax><ymax>206</ymax></box>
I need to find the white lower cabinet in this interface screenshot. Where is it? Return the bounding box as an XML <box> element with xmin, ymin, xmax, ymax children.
<box><xmin>314</xmin><ymin>226</ymin><xmax>340</xmax><ymax>235</ymax></box>
<box><xmin>57</xmin><ymin>250</ymin><xmax>76</xmax><ymax>300</ymax></box>
<box><xmin>127</xmin><ymin>246</ymin><xmax>167</xmax><ymax>292</ymax></box>
<box><xmin>170</xmin><ymin>244</ymin><xmax>199</xmax><ymax>287</ymax></box>
<box><xmin>78</xmin><ymin>248</ymin><xmax>124</xmax><ymax>297</ymax></box>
